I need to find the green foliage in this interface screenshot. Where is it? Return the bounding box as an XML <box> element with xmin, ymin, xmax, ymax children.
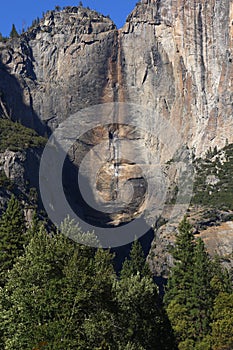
<box><xmin>118</xmin><ymin>240</ymin><xmax>176</xmax><ymax>349</ymax></box>
<box><xmin>164</xmin><ymin>217</ymin><xmax>195</xmax><ymax>306</ymax></box>
<box><xmin>0</xmin><ymin>217</ymin><xmax>177</xmax><ymax>349</ymax></box>
<box><xmin>0</xmin><ymin>118</ymin><xmax>46</xmax><ymax>152</ymax></box>
<box><xmin>114</xmin><ymin>273</ymin><xmax>175</xmax><ymax>350</ymax></box>
<box><xmin>211</xmin><ymin>292</ymin><xmax>233</xmax><ymax>350</ymax></box>
<box><xmin>210</xmin><ymin>255</ymin><xmax>232</xmax><ymax>297</ymax></box>
<box><xmin>120</xmin><ymin>239</ymin><xmax>151</xmax><ymax>279</ymax></box>
<box><xmin>166</xmin><ymin>300</ymin><xmax>193</xmax><ymax>344</ymax></box>
<box><xmin>9</xmin><ymin>24</ymin><xmax>19</xmax><ymax>38</ymax></box>
<box><xmin>60</xmin><ymin>215</ymin><xmax>99</xmax><ymax>247</ymax></box>
<box><xmin>0</xmin><ymin>205</ymin><xmax>231</xmax><ymax>350</ymax></box>
<box><xmin>0</xmin><ymin>32</ymin><xmax>8</xmax><ymax>43</ymax></box>
<box><xmin>190</xmin><ymin>239</ymin><xmax>212</xmax><ymax>340</ymax></box>
<box><xmin>0</xmin><ymin>195</ymin><xmax>27</xmax><ymax>286</ymax></box>
<box><xmin>0</xmin><ymin>224</ymin><xmax>117</xmax><ymax>349</ymax></box>
<box><xmin>192</xmin><ymin>143</ymin><xmax>233</xmax><ymax>210</ymax></box>
<box><xmin>164</xmin><ymin>217</ymin><xmax>233</xmax><ymax>349</ymax></box>
<box><xmin>0</xmin><ymin>170</ymin><xmax>13</xmax><ymax>190</ymax></box>
<box><xmin>194</xmin><ymin>336</ymin><xmax>212</xmax><ymax>350</ymax></box>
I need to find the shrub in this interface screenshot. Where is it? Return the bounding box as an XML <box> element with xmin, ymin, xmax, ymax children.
<box><xmin>0</xmin><ymin>119</ymin><xmax>46</xmax><ymax>152</ymax></box>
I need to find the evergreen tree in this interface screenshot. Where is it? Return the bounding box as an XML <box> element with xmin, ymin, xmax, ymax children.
<box><xmin>0</xmin><ymin>195</ymin><xmax>26</xmax><ymax>286</ymax></box>
<box><xmin>210</xmin><ymin>255</ymin><xmax>232</xmax><ymax>297</ymax></box>
<box><xmin>81</xmin><ymin>248</ymin><xmax>117</xmax><ymax>349</ymax></box>
<box><xmin>164</xmin><ymin>217</ymin><xmax>233</xmax><ymax>349</ymax></box>
<box><xmin>164</xmin><ymin>218</ymin><xmax>208</xmax><ymax>347</ymax></box>
<box><xmin>211</xmin><ymin>292</ymin><xmax>233</xmax><ymax>350</ymax></box>
<box><xmin>191</xmin><ymin>238</ymin><xmax>212</xmax><ymax>344</ymax></box>
<box><xmin>120</xmin><ymin>239</ymin><xmax>151</xmax><ymax>279</ymax></box>
<box><xmin>0</xmin><ymin>222</ymin><xmax>117</xmax><ymax>349</ymax></box>
<box><xmin>9</xmin><ymin>24</ymin><xmax>18</xmax><ymax>38</ymax></box>
<box><xmin>60</xmin><ymin>215</ymin><xmax>98</xmax><ymax>249</ymax></box>
<box><xmin>114</xmin><ymin>273</ymin><xmax>176</xmax><ymax>350</ymax></box>
<box><xmin>118</xmin><ymin>240</ymin><xmax>176</xmax><ymax>349</ymax></box>
<box><xmin>164</xmin><ymin>217</ymin><xmax>195</xmax><ymax>307</ymax></box>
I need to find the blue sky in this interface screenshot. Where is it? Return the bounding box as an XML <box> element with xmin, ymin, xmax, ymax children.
<box><xmin>0</xmin><ymin>1</ymin><xmax>137</xmax><ymax>37</ymax></box>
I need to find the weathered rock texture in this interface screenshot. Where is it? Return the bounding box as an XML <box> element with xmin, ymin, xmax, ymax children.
<box><xmin>0</xmin><ymin>1</ymin><xmax>232</xmax><ymax>150</ymax></box>
<box><xmin>121</xmin><ymin>0</ymin><xmax>233</xmax><ymax>155</ymax></box>
<box><xmin>148</xmin><ymin>206</ymin><xmax>233</xmax><ymax>276</ymax></box>
<box><xmin>0</xmin><ymin>1</ymin><xmax>232</xmax><ymax>261</ymax></box>
<box><xmin>0</xmin><ymin>148</ymin><xmax>43</xmax><ymax>217</ymax></box>
<box><xmin>0</xmin><ymin>6</ymin><xmax>116</xmax><ymax>131</ymax></box>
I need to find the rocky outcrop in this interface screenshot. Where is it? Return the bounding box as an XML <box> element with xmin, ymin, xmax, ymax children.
<box><xmin>0</xmin><ymin>150</ymin><xmax>27</xmax><ymax>189</ymax></box>
<box><xmin>199</xmin><ymin>221</ymin><xmax>233</xmax><ymax>263</ymax></box>
<box><xmin>0</xmin><ymin>1</ymin><xmax>232</xmax><ymax>152</ymax></box>
<box><xmin>0</xmin><ymin>148</ymin><xmax>43</xmax><ymax>213</ymax></box>
<box><xmin>147</xmin><ymin>206</ymin><xmax>233</xmax><ymax>277</ymax></box>
<box><xmin>0</xmin><ymin>1</ymin><xmax>232</xmax><ymax>252</ymax></box>
<box><xmin>0</xmin><ymin>6</ymin><xmax>116</xmax><ymax>130</ymax></box>
<box><xmin>121</xmin><ymin>0</ymin><xmax>233</xmax><ymax>155</ymax></box>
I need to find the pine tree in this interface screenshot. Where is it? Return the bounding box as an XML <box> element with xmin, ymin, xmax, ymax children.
<box><xmin>114</xmin><ymin>272</ymin><xmax>176</xmax><ymax>350</ymax></box>
<box><xmin>120</xmin><ymin>239</ymin><xmax>151</xmax><ymax>279</ymax></box>
<box><xmin>164</xmin><ymin>217</ymin><xmax>195</xmax><ymax>307</ymax></box>
<box><xmin>191</xmin><ymin>239</ymin><xmax>212</xmax><ymax>343</ymax></box>
<box><xmin>209</xmin><ymin>259</ymin><xmax>233</xmax><ymax>350</ymax></box>
<box><xmin>118</xmin><ymin>239</ymin><xmax>176</xmax><ymax>349</ymax></box>
<box><xmin>164</xmin><ymin>218</ymin><xmax>208</xmax><ymax>347</ymax></box>
<box><xmin>0</xmin><ymin>221</ymin><xmax>117</xmax><ymax>349</ymax></box>
<box><xmin>164</xmin><ymin>217</ymin><xmax>233</xmax><ymax>349</ymax></box>
<box><xmin>0</xmin><ymin>195</ymin><xmax>26</xmax><ymax>286</ymax></box>
<box><xmin>211</xmin><ymin>292</ymin><xmax>233</xmax><ymax>350</ymax></box>
<box><xmin>9</xmin><ymin>24</ymin><xmax>18</xmax><ymax>38</ymax></box>
<box><xmin>210</xmin><ymin>255</ymin><xmax>232</xmax><ymax>297</ymax></box>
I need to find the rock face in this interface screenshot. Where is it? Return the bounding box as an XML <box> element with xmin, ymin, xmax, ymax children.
<box><xmin>199</xmin><ymin>221</ymin><xmax>233</xmax><ymax>264</ymax></box>
<box><xmin>0</xmin><ymin>6</ymin><xmax>116</xmax><ymax>131</ymax></box>
<box><xmin>121</xmin><ymin>0</ymin><xmax>233</xmax><ymax>155</ymax></box>
<box><xmin>147</xmin><ymin>207</ymin><xmax>233</xmax><ymax>277</ymax></box>
<box><xmin>0</xmin><ymin>148</ymin><xmax>43</xmax><ymax>216</ymax></box>
<box><xmin>0</xmin><ymin>1</ymin><xmax>232</xmax><ymax>253</ymax></box>
<box><xmin>0</xmin><ymin>1</ymin><xmax>232</xmax><ymax>150</ymax></box>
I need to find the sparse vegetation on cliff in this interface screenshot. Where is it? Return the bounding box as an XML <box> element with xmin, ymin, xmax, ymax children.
<box><xmin>9</xmin><ymin>24</ymin><xmax>18</xmax><ymax>39</ymax></box>
<box><xmin>192</xmin><ymin>143</ymin><xmax>233</xmax><ymax>210</ymax></box>
<box><xmin>0</xmin><ymin>119</ymin><xmax>46</xmax><ymax>152</ymax></box>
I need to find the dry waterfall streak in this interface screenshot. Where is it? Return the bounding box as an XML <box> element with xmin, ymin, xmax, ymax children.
<box><xmin>39</xmin><ymin>102</ymin><xmax>195</xmax><ymax>248</ymax></box>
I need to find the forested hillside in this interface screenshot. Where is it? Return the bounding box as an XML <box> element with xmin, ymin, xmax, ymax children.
<box><xmin>0</xmin><ymin>197</ymin><xmax>232</xmax><ymax>349</ymax></box>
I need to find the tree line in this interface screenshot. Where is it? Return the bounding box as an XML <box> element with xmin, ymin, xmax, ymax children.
<box><xmin>0</xmin><ymin>196</ymin><xmax>232</xmax><ymax>349</ymax></box>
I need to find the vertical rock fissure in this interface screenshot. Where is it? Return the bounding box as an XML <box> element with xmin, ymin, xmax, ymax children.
<box><xmin>198</xmin><ymin>4</ymin><xmax>206</xmax><ymax>92</ymax></box>
<box><xmin>107</xmin><ymin>30</ymin><xmax>125</xmax><ymax>200</ymax></box>
<box><xmin>114</xmin><ymin>31</ymin><xmax>124</xmax><ymax>197</ymax></box>
<box><xmin>0</xmin><ymin>95</ymin><xmax>10</xmax><ymax>119</ymax></box>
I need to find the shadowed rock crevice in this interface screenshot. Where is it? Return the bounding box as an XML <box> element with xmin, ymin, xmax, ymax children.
<box><xmin>0</xmin><ymin>59</ymin><xmax>48</xmax><ymax>135</ymax></box>
<box><xmin>63</xmin><ymin>124</ymin><xmax>149</xmax><ymax>227</ymax></box>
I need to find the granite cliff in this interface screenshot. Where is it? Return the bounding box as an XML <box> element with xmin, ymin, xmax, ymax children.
<box><xmin>0</xmin><ymin>0</ymin><xmax>232</xmax><ymax>150</ymax></box>
<box><xmin>0</xmin><ymin>0</ymin><xmax>232</xmax><ymax>272</ymax></box>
